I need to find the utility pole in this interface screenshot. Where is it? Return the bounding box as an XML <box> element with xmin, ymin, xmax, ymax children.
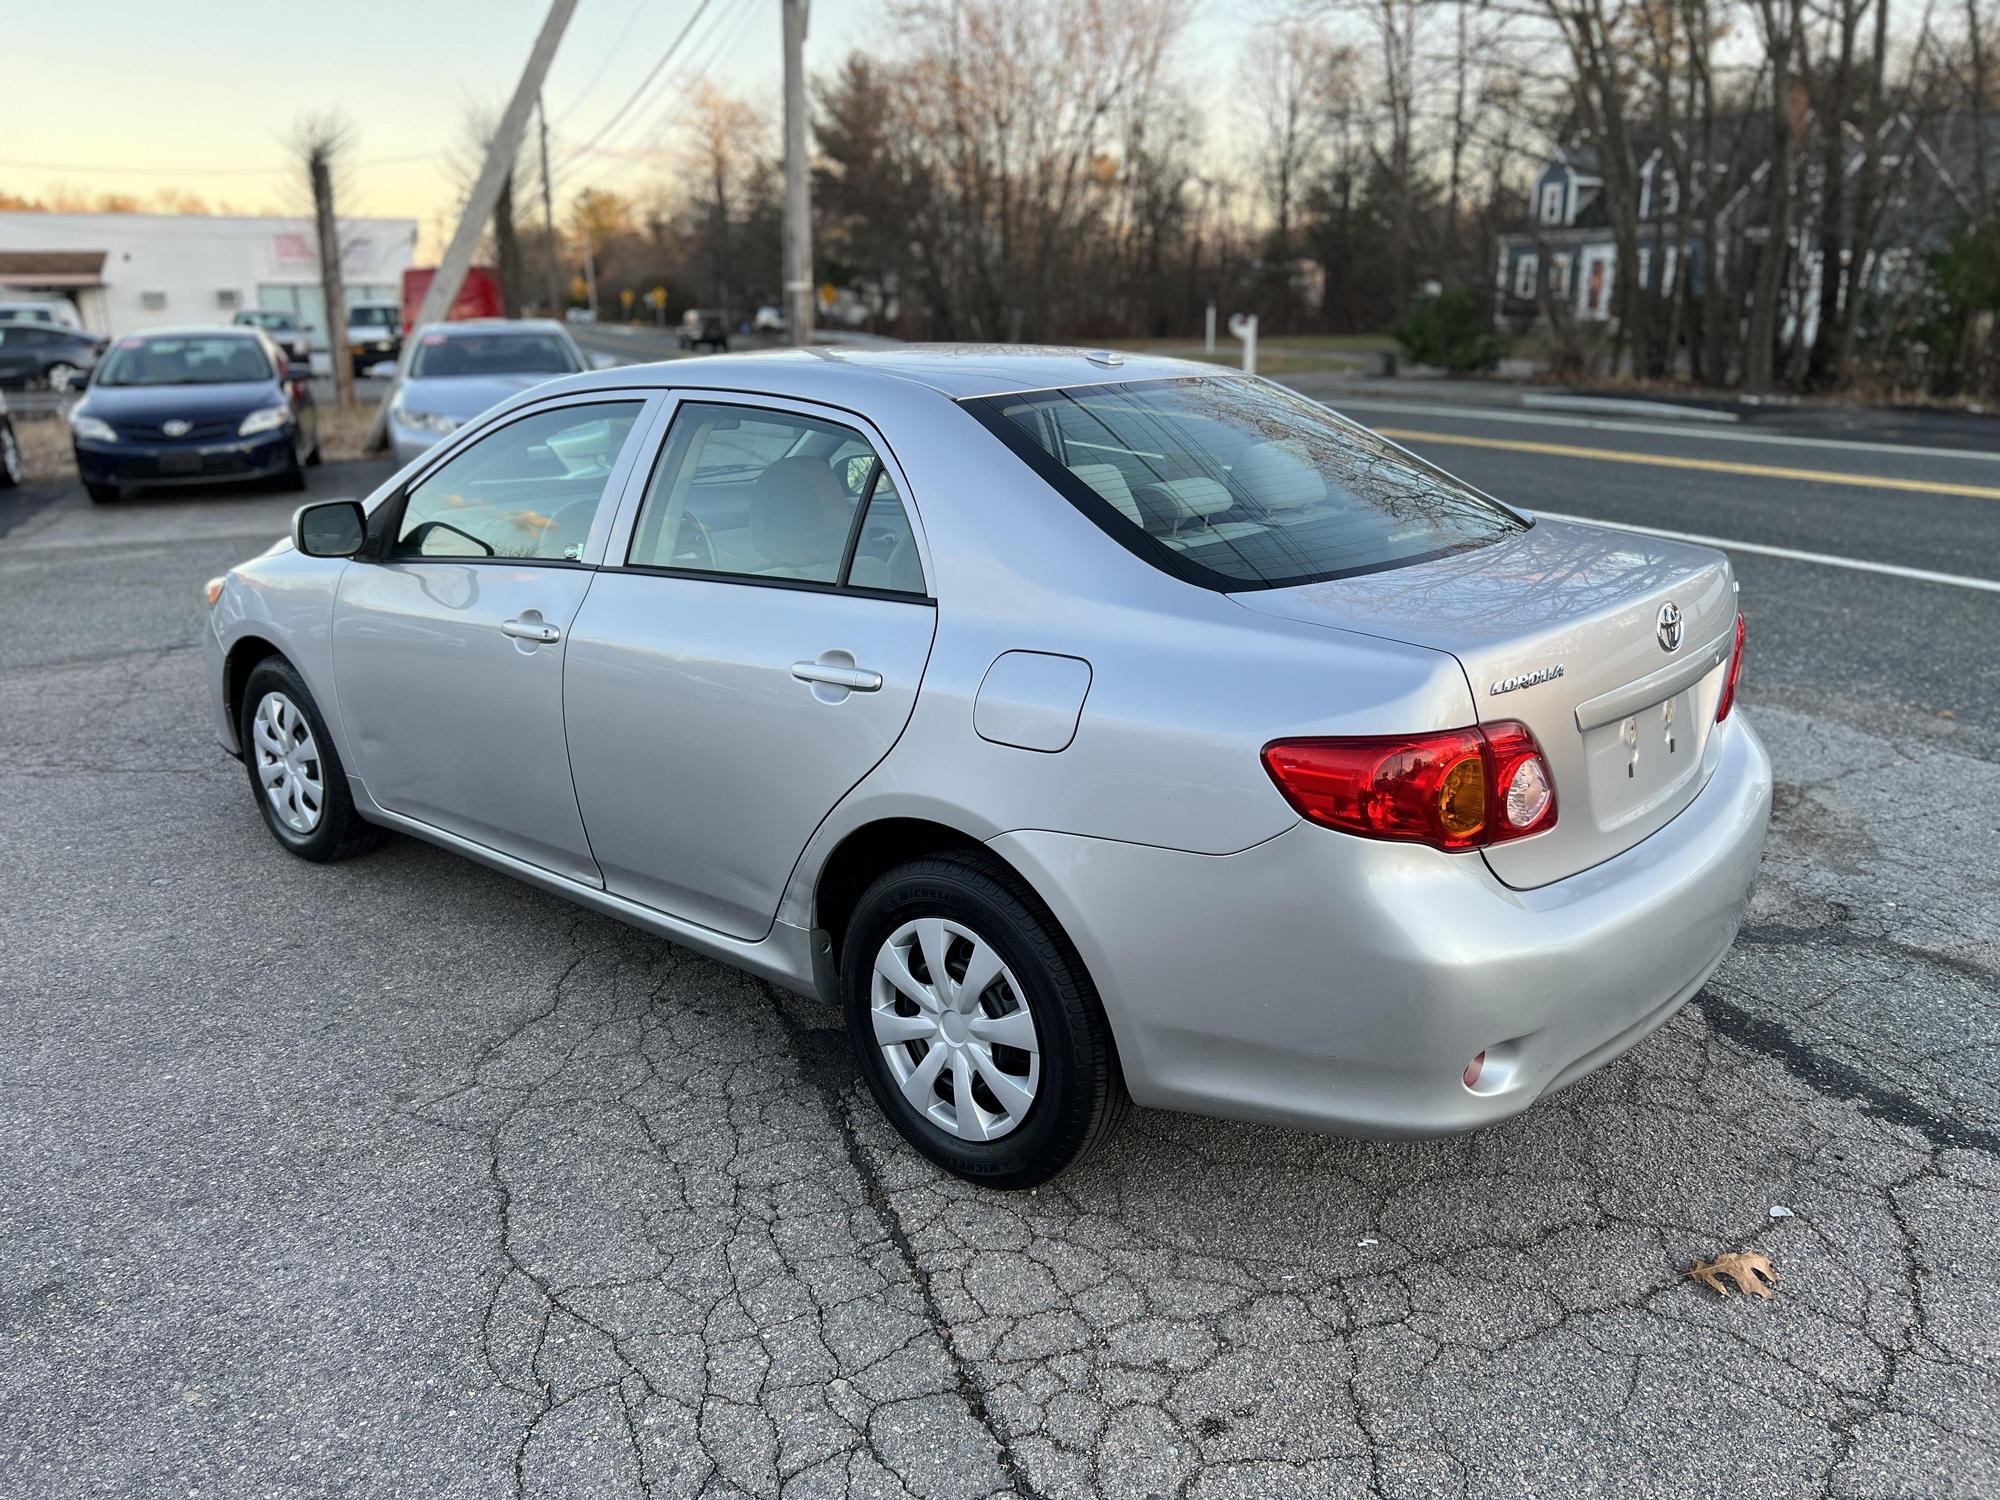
<box><xmin>582</xmin><ymin>221</ymin><xmax>599</xmax><ymax>320</ymax></box>
<box><xmin>782</xmin><ymin>0</ymin><xmax>814</xmax><ymax>346</ymax></box>
<box><xmin>537</xmin><ymin>92</ymin><xmax>563</xmax><ymax>316</ymax></box>
<box><xmin>366</xmin><ymin>0</ymin><xmax>577</xmax><ymax>450</ymax></box>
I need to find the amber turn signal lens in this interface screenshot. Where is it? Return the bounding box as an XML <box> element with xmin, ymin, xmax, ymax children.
<box><xmin>1436</xmin><ymin>757</ymin><xmax>1486</xmax><ymax>838</ymax></box>
<box><xmin>203</xmin><ymin>576</ymin><xmax>226</xmax><ymax>608</ymax></box>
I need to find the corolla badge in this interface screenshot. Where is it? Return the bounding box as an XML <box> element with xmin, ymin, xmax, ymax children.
<box><xmin>1489</xmin><ymin>664</ymin><xmax>1564</xmax><ymax>696</ymax></box>
<box><xmin>1656</xmin><ymin>600</ymin><xmax>1684</xmax><ymax>652</ymax></box>
<box><xmin>162</xmin><ymin>419</ymin><xmax>191</xmax><ymax>438</ymax></box>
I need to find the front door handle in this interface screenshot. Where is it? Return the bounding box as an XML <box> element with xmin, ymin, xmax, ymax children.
<box><xmin>791</xmin><ymin>660</ymin><xmax>883</xmax><ymax>692</ymax></box>
<box><xmin>502</xmin><ymin>617</ymin><xmax>562</xmax><ymax>644</ymax></box>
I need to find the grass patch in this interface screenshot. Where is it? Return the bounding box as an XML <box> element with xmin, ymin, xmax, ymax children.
<box><xmin>12</xmin><ymin>414</ymin><xmax>76</xmax><ymax>484</ymax></box>
<box><xmin>316</xmin><ymin>400</ymin><xmax>382</xmax><ymax>463</ymax></box>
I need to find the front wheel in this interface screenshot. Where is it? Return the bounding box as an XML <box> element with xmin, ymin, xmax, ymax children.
<box><xmin>238</xmin><ymin>657</ymin><xmax>381</xmax><ymax>862</ymax></box>
<box><xmin>0</xmin><ymin>421</ymin><xmax>20</xmax><ymax>488</ymax></box>
<box><xmin>86</xmin><ymin>481</ymin><xmax>120</xmax><ymax>503</ymax></box>
<box><xmin>844</xmin><ymin>853</ymin><xmax>1128</xmax><ymax>1188</ymax></box>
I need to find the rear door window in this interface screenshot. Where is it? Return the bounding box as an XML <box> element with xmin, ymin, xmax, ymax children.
<box><xmin>624</xmin><ymin>400</ymin><xmax>926</xmax><ymax>595</ymax></box>
<box><xmin>965</xmin><ymin>377</ymin><xmax>1526</xmax><ymax>590</ymax></box>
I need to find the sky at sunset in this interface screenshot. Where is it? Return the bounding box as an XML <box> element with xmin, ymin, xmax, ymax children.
<box><xmin>7</xmin><ymin>0</ymin><xmax>1248</xmax><ymax>258</ymax></box>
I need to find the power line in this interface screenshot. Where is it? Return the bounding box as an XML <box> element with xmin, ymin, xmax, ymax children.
<box><xmin>0</xmin><ymin>150</ymin><xmax>441</xmax><ymax>178</ymax></box>
<box><xmin>556</xmin><ymin>0</ymin><xmax>717</xmax><ymax>172</ymax></box>
<box><xmin>550</xmin><ymin>0</ymin><xmax>756</xmax><ymax>197</ymax></box>
<box><xmin>549</xmin><ymin>0</ymin><xmax>654</xmax><ymax>125</ymax></box>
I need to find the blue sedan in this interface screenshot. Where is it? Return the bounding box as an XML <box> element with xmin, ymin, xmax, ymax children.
<box><xmin>68</xmin><ymin>328</ymin><xmax>319</xmax><ymax>503</ymax></box>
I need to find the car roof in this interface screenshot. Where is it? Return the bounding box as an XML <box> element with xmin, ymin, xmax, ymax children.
<box><xmin>542</xmin><ymin>344</ymin><xmax>1228</xmax><ymax>404</ymax></box>
<box><xmin>112</xmin><ymin>325</ymin><xmax>268</xmax><ymax>341</ymax></box>
<box><xmin>415</xmin><ymin>318</ymin><xmax>569</xmax><ymax>337</ymax></box>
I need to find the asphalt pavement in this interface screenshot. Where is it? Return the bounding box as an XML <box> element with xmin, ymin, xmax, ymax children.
<box><xmin>1</xmin><ymin>372</ymin><xmax>1996</xmax><ymax>1499</ymax></box>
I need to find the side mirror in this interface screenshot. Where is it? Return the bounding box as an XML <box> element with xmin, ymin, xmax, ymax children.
<box><xmin>294</xmin><ymin>498</ymin><xmax>366</xmax><ymax>558</ymax></box>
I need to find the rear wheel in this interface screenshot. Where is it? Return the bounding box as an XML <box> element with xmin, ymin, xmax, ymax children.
<box><xmin>238</xmin><ymin>657</ymin><xmax>381</xmax><ymax>862</ymax></box>
<box><xmin>844</xmin><ymin>853</ymin><xmax>1127</xmax><ymax>1188</ymax></box>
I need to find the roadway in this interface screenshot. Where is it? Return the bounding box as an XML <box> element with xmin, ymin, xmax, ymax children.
<box><xmin>1289</xmin><ymin>378</ymin><xmax>2000</xmax><ymax>765</ymax></box>
<box><xmin>1</xmin><ymin>366</ymin><xmax>1993</xmax><ymax>1497</ymax></box>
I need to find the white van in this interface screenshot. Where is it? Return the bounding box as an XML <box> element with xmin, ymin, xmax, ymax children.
<box><xmin>0</xmin><ymin>298</ymin><xmax>84</xmax><ymax>331</ymax></box>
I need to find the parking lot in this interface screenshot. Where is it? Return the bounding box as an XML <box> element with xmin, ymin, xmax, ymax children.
<box><xmin>2</xmin><ymin>388</ymin><xmax>1997</xmax><ymax>1498</ymax></box>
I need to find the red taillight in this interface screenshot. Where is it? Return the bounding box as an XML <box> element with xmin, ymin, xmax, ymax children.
<box><xmin>1715</xmin><ymin>612</ymin><xmax>1746</xmax><ymax>722</ymax></box>
<box><xmin>1261</xmin><ymin>720</ymin><xmax>1558</xmax><ymax>851</ymax></box>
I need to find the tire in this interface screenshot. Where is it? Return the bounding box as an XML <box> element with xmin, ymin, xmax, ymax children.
<box><xmin>85</xmin><ymin>481</ymin><xmax>121</xmax><ymax>503</ymax></box>
<box><xmin>844</xmin><ymin>852</ymin><xmax>1128</xmax><ymax>1188</ymax></box>
<box><xmin>0</xmin><ymin>421</ymin><xmax>20</xmax><ymax>488</ymax></box>
<box><xmin>280</xmin><ymin>453</ymin><xmax>308</xmax><ymax>492</ymax></box>
<box><xmin>238</xmin><ymin>657</ymin><xmax>381</xmax><ymax>863</ymax></box>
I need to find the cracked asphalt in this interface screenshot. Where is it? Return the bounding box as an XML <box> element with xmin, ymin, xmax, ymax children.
<box><xmin>2</xmin><ymin>416</ymin><xmax>1997</xmax><ymax>1498</ymax></box>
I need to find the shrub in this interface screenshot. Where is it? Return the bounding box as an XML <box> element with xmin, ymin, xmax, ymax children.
<box><xmin>1395</xmin><ymin>285</ymin><xmax>1507</xmax><ymax>374</ymax></box>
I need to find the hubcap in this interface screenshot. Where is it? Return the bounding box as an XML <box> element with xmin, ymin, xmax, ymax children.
<box><xmin>871</xmin><ymin>918</ymin><xmax>1041</xmax><ymax>1142</ymax></box>
<box><xmin>251</xmin><ymin>691</ymin><xmax>324</xmax><ymax>835</ymax></box>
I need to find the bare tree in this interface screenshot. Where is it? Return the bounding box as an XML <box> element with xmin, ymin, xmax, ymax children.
<box><xmin>1242</xmin><ymin>18</ymin><xmax>1348</xmax><ymax>327</ymax></box>
<box><xmin>292</xmin><ymin>112</ymin><xmax>355</xmax><ymax>409</ymax></box>
<box><xmin>455</xmin><ymin>108</ymin><xmax>529</xmax><ymax>317</ymax></box>
<box><xmin>1744</xmin><ymin>0</ymin><xmax>1804</xmax><ymax>392</ymax></box>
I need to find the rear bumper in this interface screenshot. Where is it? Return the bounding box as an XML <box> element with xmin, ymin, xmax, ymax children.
<box><xmin>992</xmin><ymin>715</ymin><xmax>1772</xmax><ymax>1138</ymax></box>
<box><xmin>75</xmin><ymin>430</ymin><xmax>294</xmax><ymax>488</ymax></box>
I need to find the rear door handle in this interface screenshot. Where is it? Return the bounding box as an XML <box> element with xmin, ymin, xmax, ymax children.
<box><xmin>502</xmin><ymin>617</ymin><xmax>562</xmax><ymax>644</ymax></box>
<box><xmin>791</xmin><ymin>661</ymin><xmax>883</xmax><ymax>692</ymax></box>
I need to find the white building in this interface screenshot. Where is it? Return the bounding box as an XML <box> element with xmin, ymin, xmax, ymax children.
<box><xmin>0</xmin><ymin>211</ymin><xmax>418</xmax><ymax>346</ymax></box>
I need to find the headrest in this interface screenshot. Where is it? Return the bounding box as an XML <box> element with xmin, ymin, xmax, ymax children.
<box><xmin>1152</xmin><ymin>475</ymin><xmax>1233</xmax><ymax>521</ymax></box>
<box><xmin>750</xmin><ymin>457</ymin><xmax>850</xmax><ymax>567</ymax></box>
<box><xmin>1067</xmin><ymin>462</ymin><xmax>1144</xmax><ymax>527</ymax></box>
<box><xmin>1232</xmin><ymin>442</ymin><xmax>1327</xmax><ymax>512</ymax></box>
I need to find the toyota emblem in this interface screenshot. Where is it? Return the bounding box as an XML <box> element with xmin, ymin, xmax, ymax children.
<box><xmin>1656</xmin><ymin>601</ymin><xmax>1684</xmax><ymax>652</ymax></box>
<box><xmin>162</xmin><ymin>419</ymin><xmax>191</xmax><ymax>438</ymax></box>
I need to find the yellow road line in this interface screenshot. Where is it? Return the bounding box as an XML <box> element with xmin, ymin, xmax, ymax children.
<box><xmin>1372</xmin><ymin>427</ymin><xmax>2000</xmax><ymax>502</ymax></box>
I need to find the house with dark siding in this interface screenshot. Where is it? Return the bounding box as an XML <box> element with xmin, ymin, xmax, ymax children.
<box><xmin>1494</xmin><ymin>115</ymin><xmax>1996</xmax><ymax>342</ymax></box>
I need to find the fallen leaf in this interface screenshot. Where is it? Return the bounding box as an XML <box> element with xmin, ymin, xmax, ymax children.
<box><xmin>1937</xmin><ymin>709</ymin><xmax>1958</xmax><ymax>720</ymax></box>
<box><xmin>1687</xmin><ymin>1250</ymin><xmax>1779</xmax><ymax>1300</ymax></box>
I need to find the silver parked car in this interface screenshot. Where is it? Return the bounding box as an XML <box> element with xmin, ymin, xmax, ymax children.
<box><xmin>205</xmin><ymin>349</ymin><xmax>1770</xmax><ymax>1187</ymax></box>
<box><xmin>385</xmin><ymin>319</ymin><xmax>585</xmax><ymax>466</ymax></box>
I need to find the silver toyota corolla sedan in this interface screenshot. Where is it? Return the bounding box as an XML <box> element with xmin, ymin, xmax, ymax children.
<box><xmin>204</xmin><ymin>348</ymin><xmax>1771</xmax><ymax>1187</ymax></box>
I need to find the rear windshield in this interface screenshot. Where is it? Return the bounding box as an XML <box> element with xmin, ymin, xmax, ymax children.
<box><xmin>350</xmin><ymin>306</ymin><xmax>400</xmax><ymax>329</ymax></box>
<box><xmin>410</xmin><ymin>331</ymin><xmax>579</xmax><ymax>379</ymax></box>
<box><xmin>96</xmin><ymin>335</ymin><xmax>272</xmax><ymax>386</ymax></box>
<box><xmin>965</xmin><ymin>377</ymin><xmax>1526</xmax><ymax>590</ymax></box>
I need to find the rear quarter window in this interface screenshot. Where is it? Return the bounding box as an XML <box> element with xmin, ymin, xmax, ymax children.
<box><xmin>964</xmin><ymin>377</ymin><xmax>1527</xmax><ymax>590</ymax></box>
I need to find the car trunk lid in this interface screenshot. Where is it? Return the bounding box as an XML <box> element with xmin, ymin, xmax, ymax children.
<box><xmin>1230</xmin><ymin>517</ymin><xmax>1738</xmax><ymax>888</ymax></box>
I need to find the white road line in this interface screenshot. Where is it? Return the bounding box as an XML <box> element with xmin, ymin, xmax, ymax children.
<box><xmin>1537</xmin><ymin>510</ymin><xmax>2000</xmax><ymax>595</ymax></box>
<box><xmin>1329</xmin><ymin>397</ymin><xmax>2000</xmax><ymax>464</ymax></box>
<box><xmin>1523</xmin><ymin>391</ymin><xmax>1739</xmax><ymax>423</ymax></box>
